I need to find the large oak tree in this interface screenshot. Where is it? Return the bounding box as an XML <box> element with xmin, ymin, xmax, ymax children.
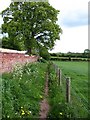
<box><xmin>1</xmin><ymin>2</ymin><xmax>62</xmax><ymax>54</ymax></box>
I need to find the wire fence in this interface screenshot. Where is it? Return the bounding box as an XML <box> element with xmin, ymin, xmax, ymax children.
<box><xmin>52</xmin><ymin>63</ymin><xmax>89</xmax><ymax>118</ymax></box>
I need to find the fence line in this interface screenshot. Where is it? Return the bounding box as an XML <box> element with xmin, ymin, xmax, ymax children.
<box><xmin>53</xmin><ymin>63</ymin><xmax>71</xmax><ymax>103</ymax></box>
<box><xmin>52</xmin><ymin>63</ymin><xmax>89</xmax><ymax>116</ymax></box>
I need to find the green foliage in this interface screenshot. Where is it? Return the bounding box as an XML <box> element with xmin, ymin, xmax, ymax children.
<box><xmin>1</xmin><ymin>2</ymin><xmax>62</xmax><ymax>54</ymax></box>
<box><xmin>84</xmin><ymin>49</ymin><xmax>90</xmax><ymax>54</ymax></box>
<box><xmin>47</xmin><ymin>62</ymin><xmax>74</xmax><ymax>118</ymax></box>
<box><xmin>50</xmin><ymin>52</ymin><xmax>89</xmax><ymax>58</ymax></box>
<box><xmin>2</xmin><ymin>62</ymin><xmax>47</xmax><ymax>118</ymax></box>
<box><xmin>50</xmin><ymin>51</ymin><xmax>90</xmax><ymax>61</ymax></box>
<box><xmin>48</xmin><ymin>103</ymin><xmax>74</xmax><ymax>119</ymax></box>
<box><xmin>39</xmin><ymin>47</ymin><xmax>50</xmax><ymax>60</ymax></box>
<box><xmin>2</xmin><ymin>37</ymin><xmax>25</xmax><ymax>50</ymax></box>
<box><xmin>38</xmin><ymin>57</ymin><xmax>47</xmax><ymax>63</ymax></box>
<box><xmin>83</xmin><ymin>49</ymin><xmax>90</xmax><ymax>58</ymax></box>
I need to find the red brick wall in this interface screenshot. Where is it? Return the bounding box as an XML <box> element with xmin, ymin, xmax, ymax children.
<box><xmin>0</xmin><ymin>52</ymin><xmax>38</xmax><ymax>73</ymax></box>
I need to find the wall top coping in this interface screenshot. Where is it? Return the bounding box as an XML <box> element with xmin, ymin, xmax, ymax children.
<box><xmin>0</xmin><ymin>48</ymin><xmax>26</xmax><ymax>54</ymax></box>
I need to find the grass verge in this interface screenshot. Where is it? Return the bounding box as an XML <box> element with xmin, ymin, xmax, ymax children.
<box><xmin>47</xmin><ymin>61</ymin><xmax>89</xmax><ymax>118</ymax></box>
<box><xmin>2</xmin><ymin>62</ymin><xmax>47</xmax><ymax>119</ymax></box>
<box><xmin>47</xmin><ymin>62</ymin><xmax>74</xmax><ymax>119</ymax></box>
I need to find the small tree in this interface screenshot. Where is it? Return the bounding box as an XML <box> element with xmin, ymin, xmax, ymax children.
<box><xmin>84</xmin><ymin>49</ymin><xmax>90</xmax><ymax>54</ymax></box>
<box><xmin>84</xmin><ymin>49</ymin><xmax>90</xmax><ymax>58</ymax></box>
<box><xmin>39</xmin><ymin>46</ymin><xmax>50</xmax><ymax>60</ymax></box>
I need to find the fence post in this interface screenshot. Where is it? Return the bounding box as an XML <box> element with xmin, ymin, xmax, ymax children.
<box><xmin>54</xmin><ymin>64</ymin><xmax>57</xmax><ymax>74</ymax></box>
<box><xmin>66</xmin><ymin>77</ymin><xmax>71</xmax><ymax>103</ymax></box>
<box><xmin>55</xmin><ymin>65</ymin><xmax>58</xmax><ymax>77</ymax></box>
<box><xmin>58</xmin><ymin>69</ymin><xmax>62</xmax><ymax>86</ymax></box>
<box><xmin>53</xmin><ymin>63</ymin><xmax>55</xmax><ymax>69</ymax></box>
<box><xmin>56</xmin><ymin>67</ymin><xmax>59</xmax><ymax>78</ymax></box>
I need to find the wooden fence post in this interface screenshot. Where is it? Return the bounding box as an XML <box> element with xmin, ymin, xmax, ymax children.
<box><xmin>66</xmin><ymin>77</ymin><xmax>71</xmax><ymax>103</ymax></box>
<box><xmin>56</xmin><ymin>66</ymin><xmax>58</xmax><ymax>78</ymax></box>
<box><xmin>54</xmin><ymin>64</ymin><xmax>57</xmax><ymax>74</ymax></box>
<box><xmin>53</xmin><ymin>63</ymin><xmax>55</xmax><ymax>69</ymax></box>
<box><xmin>58</xmin><ymin>69</ymin><xmax>62</xmax><ymax>86</ymax></box>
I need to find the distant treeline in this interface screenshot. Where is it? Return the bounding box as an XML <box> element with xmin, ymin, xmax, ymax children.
<box><xmin>50</xmin><ymin>52</ymin><xmax>90</xmax><ymax>58</ymax></box>
<box><xmin>50</xmin><ymin>50</ymin><xmax>90</xmax><ymax>61</ymax></box>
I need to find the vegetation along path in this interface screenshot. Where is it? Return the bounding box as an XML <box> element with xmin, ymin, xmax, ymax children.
<box><xmin>39</xmin><ymin>72</ymin><xmax>50</xmax><ymax>119</ymax></box>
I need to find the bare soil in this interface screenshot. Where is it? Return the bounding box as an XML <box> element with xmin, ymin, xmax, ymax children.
<box><xmin>39</xmin><ymin>73</ymin><xmax>50</xmax><ymax>119</ymax></box>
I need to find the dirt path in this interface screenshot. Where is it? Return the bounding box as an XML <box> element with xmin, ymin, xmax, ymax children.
<box><xmin>39</xmin><ymin>72</ymin><xmax>50</xmax><ymax>119</ymax></box>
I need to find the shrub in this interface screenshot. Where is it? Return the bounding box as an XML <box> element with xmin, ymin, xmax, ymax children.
<box><xmin>38</xmin><ymin>57</ymin><xmax>47</xmax><ymax>63</ymax></box>
<box><xmin>39</xmin><ymin>47</ymin><xmax>51</xmax><ymax>60</ymax></box>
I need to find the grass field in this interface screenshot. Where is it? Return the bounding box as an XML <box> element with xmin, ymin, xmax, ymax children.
<box><xmin>53</xmin><ymin>61</ymin><xmax>88</xmax><ymax>118</ymax></box>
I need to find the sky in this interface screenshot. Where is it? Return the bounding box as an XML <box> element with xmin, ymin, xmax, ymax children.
<box><xmin>0</xmin><ymin>0</ymin><xmax>89</xmax><ymax>53</ymax></box>
<box><xmin>49</xmin><ymin>0</ymin><xmax>89</xmax><ymax>53</ymax></box>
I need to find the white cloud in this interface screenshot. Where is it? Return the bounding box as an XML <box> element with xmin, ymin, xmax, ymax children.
<box><xmin>51</xmin><ymin>25</ymin><xmax>88</xmax><ymax>53</ymax></box>
<box><xmin>49</xmin><ymin>0</ymin><xmax>89</xmax><ymax>11</ymax></box>
<box><xmin>49</xmin><ymin>0</ymin><xmax>89</xmax><ymax>27</ymax></box>
<box><xmin>49</xmin><ymin>0</ymin><xmax>88</xmax><ymax>53</ymax></box>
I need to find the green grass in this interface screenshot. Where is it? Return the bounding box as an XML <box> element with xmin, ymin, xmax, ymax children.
<box><xmin>1</xmin><ymin>61</ymin><xmax>89</xmax><ymax>118</ymax></box>
<box><xmin>53</xmin><ymin>61</ymin><xmax>88</xmax><ymax>97</ymax></box>
<box><xmin>52</xmin><ymin>61</ymin><xmax>88</xmax><ymax>118</ymax></box>
<box><xmin>2</xmin><ymin>62</ymin><xmax>47</xmax><ymax>119</ymax></box>
<box><xmin>47</xmin><ymin>62</ymin><xmax>75</xmax><ymax>118</ymax></box>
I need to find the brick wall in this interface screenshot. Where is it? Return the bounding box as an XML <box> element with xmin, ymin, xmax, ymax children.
<box><xmin>0</xmin><ymin>49</ymin><xmax>38</xmax><ymax>73</ymax></box>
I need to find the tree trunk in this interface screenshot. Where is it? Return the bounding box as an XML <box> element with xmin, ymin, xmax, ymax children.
<box><xmin>27</xmin><ymin>48</ymin><xmax>32</xmax><ymax>55</ymax></box>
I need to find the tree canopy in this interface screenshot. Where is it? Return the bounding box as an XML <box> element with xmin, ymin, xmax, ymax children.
<box><xmin>1</xmin><ymin>2</ymin><xmax>62</xmax><ymax>54</ymax></box>
<box><xmin>84</xmin><ymin>49</ymin><xmax>90</xmax><ymax>54</ymax></box>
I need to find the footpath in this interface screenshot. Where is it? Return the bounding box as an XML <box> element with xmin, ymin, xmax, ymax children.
<box><xmin>39</xmin><ymin>72</ymin><xmax>50</xmax><ymax>119</ymax></box>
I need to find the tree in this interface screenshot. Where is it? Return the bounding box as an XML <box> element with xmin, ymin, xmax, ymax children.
<box><xmin>39</xmin><ymin>46</ymin><xmax>50</xmax><ymax>60</ymax></box>
<box><xmin>83</xmin><ymin>49</ymin><xmax>90</xmax><ymax>58</ymax></box>
<box><xmin>84</xmin><ymin>49</ymin><xmax>90</xmax><ymax>54</ymax></box>
<box><xmin>1</xmin><ymin>2</ymin><xmax>62</xmax><ymax>54</ymax></box>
